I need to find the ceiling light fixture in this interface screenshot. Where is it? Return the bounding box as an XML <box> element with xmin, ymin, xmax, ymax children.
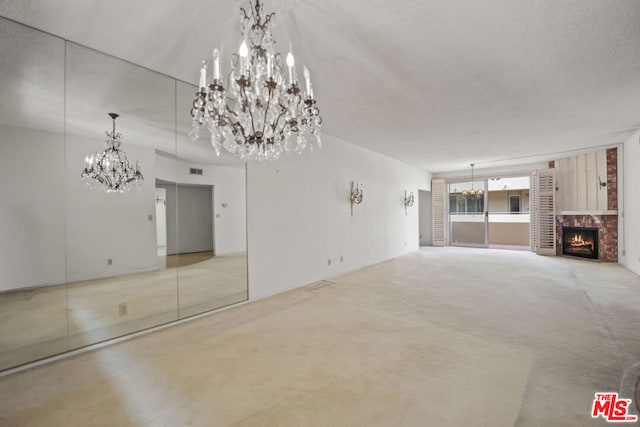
<box><xmin>189</xmin><ymin>0</ymin><xmax>322</xmax><ymax>161</ymax></box>
<box><xmin>81</xmin><ymin>113</ymin><xmax>144</xmax><ymax>193</ymax></box>
<box><xmin>462</xmin><ymin>163</ymin><xmax>483</xmax><ymax>199</ymax></box>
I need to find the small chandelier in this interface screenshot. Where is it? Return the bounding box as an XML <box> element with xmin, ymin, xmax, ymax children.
<box><xmin>189</xmin><ymin>0</ymin><xmax>322</xmax><ymax>161</ymax></box>
<box><xmin>81</xmin><ymin>113</ymin><xmax>143</xmax><ymax>193</ymax></box>
<box><xmin>462</xmin><ymin>163</ymin><xmax>483</xmax><ymax>199</ymax></box>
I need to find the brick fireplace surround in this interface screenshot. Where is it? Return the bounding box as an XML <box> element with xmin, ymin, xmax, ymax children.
<box><xmin>554</xmin><ymin>148</ymin><xmax>618</xmax><ymax>262</ymax></box>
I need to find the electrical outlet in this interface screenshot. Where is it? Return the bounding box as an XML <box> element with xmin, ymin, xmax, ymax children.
<box><xmin>107</xmin><ymin>258</ymin><xmax>113</xmax><ymax>265</ymax></box>
<box><xmin>404</xmin><ymin>241</ymin><xmax>407</xmax><ymax>247</ymax></box>
<box><xmin>340</xmin><ymin>256</ymin><xmax>343</xmax><ymax>262</ymax></box>
<box><xmin>622</xmin><ymin>249</ymin><xmax>626</xmax><ymax>256</ymax></box>
<box><xmin>328</xmin><ymin>258</ymin><xmax>332</xmax><ymax>266</ymax></box>
<box><xmin>148</xmin><ymin>214</ymin><xmax>153</xmax><ymax>221</ymax></box>
<box><xmin>118</xmin><ymin>302</ymin><xmax>128</xmax><ymax>316</ymax></box>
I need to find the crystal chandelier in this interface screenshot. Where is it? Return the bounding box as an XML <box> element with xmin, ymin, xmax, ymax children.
<box><xmin>462</xmin><ymin>163</ymin><xmax>483</xmax><ymax>199</ymax></box>
<box><xmin>189</xmin><ymin>0</ymin><xmax>322</xmax><ymax>161</ymax></box>
<box><xmin>81</xmin><ymin>113</ymin><xmax>144</xmax><ymax>193</ymax></box>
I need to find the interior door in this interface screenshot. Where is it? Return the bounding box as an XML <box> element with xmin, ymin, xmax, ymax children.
<box><xmin>448</xmin><ymin>180</ymin><xmax>488</xmax><ymax>247</ymax></box>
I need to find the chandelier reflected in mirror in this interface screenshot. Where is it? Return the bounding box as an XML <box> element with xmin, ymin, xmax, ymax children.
<box><xmin>189</xmin><ymin>0</ymin><xmax>322</xmax><ymax>161</ymax></box>
<box><xmin>462</xmin><ymin>163</ymin><xmax>483</xmax><ymax>199</ymax></box>
<box><xmin>81</xmin><ymin>113</ymin><xmax>144</xmax><ymax>193</ymax></box>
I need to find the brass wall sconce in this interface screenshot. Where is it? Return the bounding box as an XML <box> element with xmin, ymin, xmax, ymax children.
<box><xmin>403</xmin><ymin>190</ymin><xmax>415</xmax><ymax>215</ymax></box>
<box><xmin>350</xmin><ymin>181</ymin><xmax>363</xmax><ymax>216</ymax></box>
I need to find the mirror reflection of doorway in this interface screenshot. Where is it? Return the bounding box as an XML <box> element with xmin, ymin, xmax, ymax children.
<box><xmin>173</xmin><ymin>183</ymin><xmax>214</xmax><ymax>268</ymax></box>
<box><xmin>156</xmin><ymin>180</ymin><xmax>215</xmax><ymax>269</ymax></box>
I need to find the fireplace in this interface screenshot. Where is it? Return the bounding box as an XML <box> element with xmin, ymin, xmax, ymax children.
<box><xmin>562</xmin><ymin>227</ymin><xmax>599</xmax><ymax>260</ymax></box>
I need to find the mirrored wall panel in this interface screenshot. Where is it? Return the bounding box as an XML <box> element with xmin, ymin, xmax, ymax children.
<box><xmin>0</xmin><ymin>17</ymin><xmax>248</xmax><ymax>371</ymax></box>
<box><xmin>65</xmin><ymin>42</ymin><xmax>179</xmax><ymax>349</ymax></box>
<box><xmin>0</xmin><ymin>18</ymin><xmax>67</xmax><ymax>369</ymax></box>
<box><xmin>175</xmin><ymin>81</ymin><xmax>247</xmax><ymax>318</ymax></box>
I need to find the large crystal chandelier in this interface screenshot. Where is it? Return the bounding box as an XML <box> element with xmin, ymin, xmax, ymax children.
<box><xmin>81</xmin><ymin>113</ymin><xmax>144</xmax><ymax>193</ymax></box>
<box><xmin>189</xmin><ymin>0</ymin><xmax>322</xmax><ymax>161</ymax></box>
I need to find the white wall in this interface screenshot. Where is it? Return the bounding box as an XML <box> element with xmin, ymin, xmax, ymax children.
<box><xmin>212</xmin><ymin>167</ymin><xmax>246</xmax><ymax>255</ymax></box>
<box><xmin>246</xmin><ymin>134</ymin><xmax>431</xmax><ymax>300</ymax></box>
<box><xmin>0</xmin><ymin>126</ymin><xmax>66</xmax><ymax>291</ymax></box>
<box><xmin>621</xmin><ymin>131</ymin><xmax>640</xmax><ymax>276</ymax></box>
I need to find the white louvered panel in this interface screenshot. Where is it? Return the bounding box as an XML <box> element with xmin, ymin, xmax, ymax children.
<box><xmin>431</xmin><ymin>179</ymin><xmax>447</xmax><ymax>247</ymax></box>
<box><xmin>535</xmin><ymin>169</ymin><xmax>556</xmax><ymax>256</ymax></box>
<box><xmin>530</xmin><ymin>171</ymin><xmax>538</xmax><ymax>252</ymax></box>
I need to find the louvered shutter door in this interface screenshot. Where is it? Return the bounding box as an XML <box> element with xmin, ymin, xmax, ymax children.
<box><xmin>535</xmin><ymin>169</ymin><xmax>556</xmax><ymax>255</ymax></box>
<box><xmin>530</xmin><ymin>171</ymin><xmax>538</xmax><ymax>252</ymax></box>
<box><xmin>432</xmin><ymin>179</ymin><xmax>447</xmax><ymax>246</ymax></box>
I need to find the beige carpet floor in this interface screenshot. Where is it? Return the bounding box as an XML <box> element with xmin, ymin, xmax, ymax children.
<box><xmin>0</xmin><ymin>247</ymin><xmax>639</xmax><ymax>426</ymax></box>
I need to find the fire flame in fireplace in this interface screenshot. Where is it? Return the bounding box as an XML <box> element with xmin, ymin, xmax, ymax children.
<box><xmin>568</xmin><ymin>233</ymin><xmax>594</xmax><ymax>252</ymax></box>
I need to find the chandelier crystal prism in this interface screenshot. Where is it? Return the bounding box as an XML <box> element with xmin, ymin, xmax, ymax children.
<box><xmin>462</xmin><ymin>163</ymin><xmax>483</xmax><ymax>199</ymax></box>
<box><xmin>189</xmin><ymin>0</ymin><xmax>322</xmax><ymax>161</ymax></box>
<box><xmin>81</xmin><ymin>113</ymin><xmax>144</xmax><ymax>193</ymax></box>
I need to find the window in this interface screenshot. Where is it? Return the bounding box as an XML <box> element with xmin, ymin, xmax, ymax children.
<box><xmin>449</xmin><ymin>194</ymin><xmax>484</xmax><ymax>214</ymax></box>
<box><xmin>509</xmin><ymin>195</ymin><xmax>520</xmax><ymax>214</ymax></box>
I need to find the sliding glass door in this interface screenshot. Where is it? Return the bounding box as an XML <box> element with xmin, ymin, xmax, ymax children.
<box><xmin>486</xmin><ymin>176</ymin><xmax>531</xmax><ymax>249</ymax></box>
<box><xmin>448</xmin><ymin>181</ymin><xmax>488</xmax><ymax>247</ymax></box>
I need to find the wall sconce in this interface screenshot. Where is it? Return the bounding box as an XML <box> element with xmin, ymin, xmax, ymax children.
<box><xmin>403</xmin><ymin>190</ymin><xmax>415</xmax><ymax>215</ymax></box>
<box><xmin>350</xmin><ymin>181</ymin><xmax>363</xmax><ymax>216</ymax></box>
<box><xmin>598</xmin><ymin>175</ymin><xmax>607</xmax><ymax>189</ymax></box>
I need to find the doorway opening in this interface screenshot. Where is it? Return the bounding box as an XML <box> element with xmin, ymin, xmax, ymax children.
<box><xmin>156</xmin><ymin>180</ymin><xmax>215</xmax><ymax>269</ymax></box>
<box><xmin>418</xmin><ymin>190</ymin><xmax>432</xmax><ymax>246</ymax></box>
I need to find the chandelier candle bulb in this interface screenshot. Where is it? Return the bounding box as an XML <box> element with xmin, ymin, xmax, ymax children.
<box><xmin>239</xmin><ymin>40</ymin><xmax>248</xmax><ymax>75</ymax></box>
<box><xmin>199</xmin><ymin>61</ymin><xmax>207</xmax><ymax>90</ymax></box>
<box><xmin>303</xmin><ymin>66</ymin><xmax>312</xmax><ymax>97</ymax></box>
<box><xmin>286</xmin><ymin>49</ymin><xmax>295</xmax><ymax>84</ymax></box>
<box><xmin>267</xmin><ymin>55</ymin><xmax>272</xmax><ymax>78</ymax></box>
<box><xmin>213</xmin><ymin>48</ymin><xmax>220</xmax><ymax>80</ymax></box>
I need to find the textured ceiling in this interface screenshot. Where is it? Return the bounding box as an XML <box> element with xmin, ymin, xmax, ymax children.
<box><xmin>2</xmin><ymin>0</ymin><xmax>640</xmax><ymax>172</ymax></box>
